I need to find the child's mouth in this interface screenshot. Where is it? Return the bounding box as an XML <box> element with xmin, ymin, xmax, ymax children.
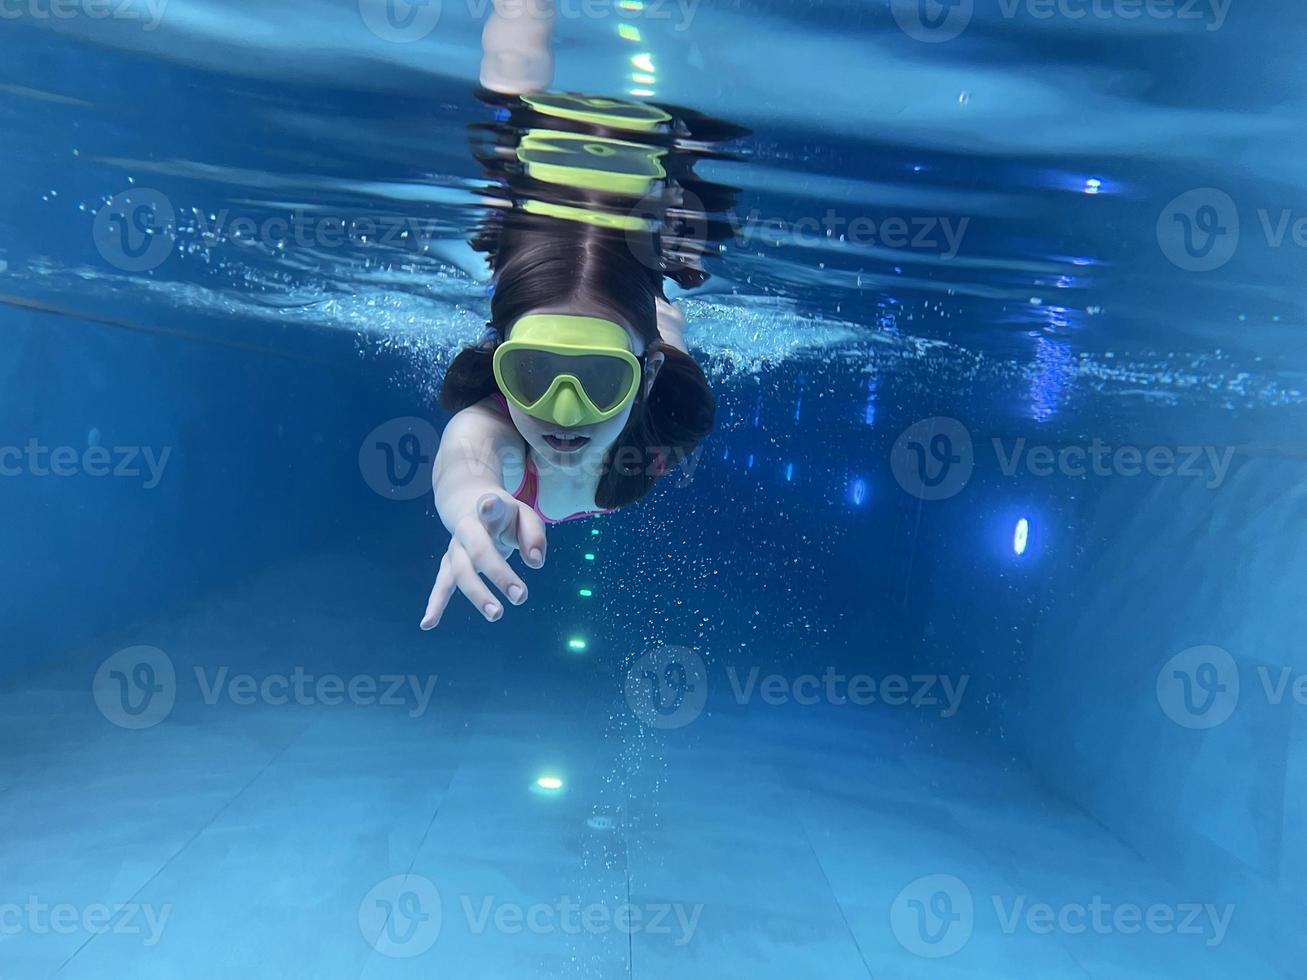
<box><xmin>544</xmin><ymin>434</ymin><xmax>591</xmax><ymax>453</ymax></box>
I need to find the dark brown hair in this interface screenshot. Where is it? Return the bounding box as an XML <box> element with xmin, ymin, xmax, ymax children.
<box><xmin>439</xmin><ymin>220</ymin><xmax>715</xmax><ymax>509</ymax></box>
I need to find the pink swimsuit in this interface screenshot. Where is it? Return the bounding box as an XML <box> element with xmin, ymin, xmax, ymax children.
<box><xmin>490</xmin><ymin>394</ymin><xmax>614</xmax><ymax>525</ymax></box>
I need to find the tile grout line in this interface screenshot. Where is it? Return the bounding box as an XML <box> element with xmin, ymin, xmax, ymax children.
<box><xmin>53</xmin><ymin>720</ymin><xmax>311</xmax><ymax>975</ymax></box>
<box><xmin>795</xmin><ymin>813</ymin><xmax>879</xmax><ymax>980</ymax></box>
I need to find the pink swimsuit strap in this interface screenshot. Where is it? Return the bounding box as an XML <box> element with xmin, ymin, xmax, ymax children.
<box><xmin>488</xmin><ymin>393</ymin><xmax>614</xmax><ymax>525</ymax></box>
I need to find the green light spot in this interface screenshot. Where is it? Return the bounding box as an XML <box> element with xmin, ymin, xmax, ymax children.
<box><xmin>532</xmin><ymin>774</ymin><xmax>565</xmax><ymax>796</ymax></box>
<box><xmin>618</xmin><ymin>23</ymin><xmax>641</xmax><ymax>41</ymax></box>
<box><xmin>591</xmin><ymin>528</ymin><xmax>600</xmax><ymax>536</ymax></box>
<box><xmin>578</xmin><ymin>589</ymin><xmax>593</xmax><ymax>597</ymax></box>
<box><xmin>568</xmin><ymin>637</ymin><xmax>588</xmax><ymax>652</ymax></box>
<box><xmin>584</xmin><ymin>553</ymin><xmax>595</xmax><ymax>561</ymax></box>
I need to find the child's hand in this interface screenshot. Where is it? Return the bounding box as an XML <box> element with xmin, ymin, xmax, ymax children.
<box><xmin>421</xmin><ymin>491</ymin><xmax>547</xmax><ymax>629</ymax></box>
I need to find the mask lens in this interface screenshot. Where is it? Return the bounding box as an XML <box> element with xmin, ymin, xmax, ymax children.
<box><xmin>567</xmin><ymin>354</ymin><xmax>637</xmax><ymax>410</ymax></box>
<box><xmin>499</xmin><ymin>348</ymin><xmax>566</xmax><ymax>405</ymax></box>
<box><xmin>500</xmin><ymin>349</ymin><xmax>635</xmax><ymax>411</ymax></box>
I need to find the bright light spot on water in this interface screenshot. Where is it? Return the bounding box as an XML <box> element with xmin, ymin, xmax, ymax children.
<box><xmin>746</xmin><ymin>454</ymin><xmax>755</xmax><ymax>469</ymax></box>
<box><xmin>618</xmin><ymin>24</ymin><xmax>641</xmax><ymax>41</ymax></box>
<box><xmin>632</xmin><ymin>73</ymin><xmax>656</xmax><ymax>84</ymax></box>
<box><xmin>1030</xmin><ymin>335</ymin><xmax>1073</xmax><ymax>423</ymax></box>
<box><xmin>590</xmin><ymin>528</ymin><xmax>600</xmax><ymax>536</ymax></box>
<box><xmin>535</xmin><ymin>775</ymin><xmax>564</xmax><ymax>793</ymax></box>
<box><xmin>617</xmin><ymin>0</ymin><xmax>644</xmax><ymax>8</ymax></box>
<box><xmin>578</xmin><ymin>588</ymin><xmax>593</xmax><ymax>597</ymax></box>
<box><xmin>567</xmin><ymin>637</ymin><xmax>587</xmax><ymax>652</ymax></box>
<box><xmin>1085</xmin><ymin>178</ymin><xmax>1102</xmax><ymax>194</ymax></box>
<box><xmin>1013</xmin><ymin>518</ymin><xmax>1029</xmax><ymax>556</ymax></box>
<box><xmin>631</xmin><ymin>53</ymin><xmax>655</xmax><ymax>73</ymax></box>
<box><xmin>785</xmin><ymin>462</ymin><xmax>794</xmax><ymax>481</ymax></box>
<box><xmin>629</xmin><ymin>88</ymin><xmax>655</xmax><ymax>98</ymax></box>
<box><xmin>584</xmin><ymin>553</ymin><xmax>595</xmax><ymax>561</ymax></box>
<box><xmin>848</xmin><ymin>477</ymin><xmax>868</xmax><ymax>506</ymax></box>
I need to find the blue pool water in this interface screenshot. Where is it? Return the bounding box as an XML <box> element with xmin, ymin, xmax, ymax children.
<box><xmin>2</xmin><ymin>1</ymin><xmax>1306</xmax><ymax>977</ymax></box>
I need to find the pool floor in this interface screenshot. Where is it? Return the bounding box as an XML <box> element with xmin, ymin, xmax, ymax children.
<box><xmin>0</xmin><ymin>552</ymin><xmax>1278</xmax><ymax>979</ymax></box>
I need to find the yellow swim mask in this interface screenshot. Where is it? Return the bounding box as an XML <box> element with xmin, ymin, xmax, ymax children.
<box><xmin>492</xmin><ymin>315</ymin><xmax>643</xmax><ymax>428</ymax></box>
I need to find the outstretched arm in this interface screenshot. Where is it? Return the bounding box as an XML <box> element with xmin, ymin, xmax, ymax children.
<box><xmin>480</xmin><ymin>0</ymin><xmax>556</xmax><ymax>94</ymax></box>
<box><xmin>421</xmin><ymin>401</ymin><xmax>549</xmax><ymax>629</ymax></box>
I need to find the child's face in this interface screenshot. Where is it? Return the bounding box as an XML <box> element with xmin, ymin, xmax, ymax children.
<box><xmin>503</xmin><ymin>310</ymin><xmax>657</xmax><ymax>474</ymax></box>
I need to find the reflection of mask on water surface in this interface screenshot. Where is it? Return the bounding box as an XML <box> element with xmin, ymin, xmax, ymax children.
<box><xmin>468</xmin><ymin>88</ymin><xmax>749</xmax><ymax>289</ymax></box>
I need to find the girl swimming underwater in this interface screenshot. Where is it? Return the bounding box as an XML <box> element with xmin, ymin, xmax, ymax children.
<box><xmin>420</xmin><ymin>0</ymin><xmax>744</xmax><ymax>629</ymax></box>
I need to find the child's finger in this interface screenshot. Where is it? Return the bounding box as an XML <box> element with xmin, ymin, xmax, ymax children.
<box><xmin>514</xmin><ymin>503</ymin><xmax>548</xmax><ymax>569</ymax></box>
<box><xmin>464</xmin><ymin>532</ymin><xmax>528</xmax><ymax>606</ymax></box>
<box><xmin>451</xmin><ymin>549</ymin><xmax>504</xmax><ymax>622</ymax></box>
<box><xmin>420</xmin><ymin>556</ymin><xmax>456</xmax><ymax>630</ymax></box>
